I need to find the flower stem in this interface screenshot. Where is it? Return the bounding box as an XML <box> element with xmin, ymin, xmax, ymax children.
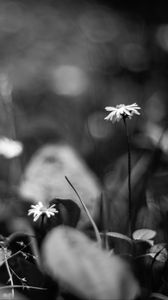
<box><xmin>123</xmin><ymin>118</ymin><xmax>132</xmax><ymax>237</ymax></box>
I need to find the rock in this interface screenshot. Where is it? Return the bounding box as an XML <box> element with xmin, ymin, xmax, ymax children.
<box><xmin>19</xmin><ymin>143</ymin><xmax>101</xmax><ymax>228</ymax></box>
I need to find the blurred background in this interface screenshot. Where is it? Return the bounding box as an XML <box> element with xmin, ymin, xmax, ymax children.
<box><xmin>1</xmin><ymin>0</ymin><xmax>168</xmax><ymax>235</ymax></box>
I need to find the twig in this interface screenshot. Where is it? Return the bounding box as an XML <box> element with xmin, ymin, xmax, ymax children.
<box><xmin>7</xmin><ymin>230</ymin><xmax>41</xmax><ymax>269</ymax></box>
<box><xmin>5</xmin><ymin>238</ymin><xmax>39</xmax><ymax>268</ymax></box>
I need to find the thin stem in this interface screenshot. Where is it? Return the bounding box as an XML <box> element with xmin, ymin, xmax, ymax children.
<box><xmin>65</xmin><ymin>176</ymin><xmax>102</xmax><ymax>247</ymax></box>
<box><xmin>3</xmin><ymin>247</ymin><xmax>14</xmax><ymax>299</ymax></box>
<box><xmin>4</xmin><ymin>236</ymin><xmax>41</xmax><ymax>272</ymax></box>
<box><xmin>7</xmin><ymin>232</ymin><xmax>35</xmax><ymax>243</ymax></box>
<box><xmin>123</xmin><ymin>118</ymin><xmax>132</xmax><ymax>237</ymax></box>
<box><xmin>7</xmin><ymin>230</ymin><xmax>41</xmax><ymax>269</ymax></box>
<box><xmin>0</xmin><ymin>285</ymin><xmax>47</xmax><ymax>291</ymax></box>
<box><xmin>10</xmin><ymin>266</ymin><xmax>26</xmax><ymax>283</ymax></box>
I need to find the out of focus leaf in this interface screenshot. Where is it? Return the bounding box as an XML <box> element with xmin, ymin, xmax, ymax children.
<box><xmin>150</xmin><ymin>293</ymin><xmax>168</xmax><ymax>300</ymax></box>
<box><xmin>0</xmin><ymin>287</ymin><xmax>28</xmax><ymax>300</ymax></box>
<box><xmin>19</xmin><ymin>144</ymin><xmax>101</xmax><ymax>228</ymax></box>
<box><xmin>42</xmin><ymin>226</ymin><xmax>140</xmax><ymax>300</ymax></box>
<box><xmin>133</xmin><ymin>229</ymin><xmax>156</xmax><ymax>241</ymax></box>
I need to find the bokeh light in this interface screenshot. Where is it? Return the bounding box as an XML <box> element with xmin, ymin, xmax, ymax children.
<box><xmin>87</xmin><ymin>111</ymin><xmax>113</xmax><ymax>139</ymax></box>
<box><xmin>119</xmin><ymin>42</ymin><xmax>148</xmax><ymax>72</ymax></box>
<box><xmin>79</xmin><ymin>7</ymin><xmax>120</xmax><ymax>43</ymax></box>
<box><xmin>50</xmin><ymin>65</ymin><xmax>88</xmax><ymax>96</ymax></box>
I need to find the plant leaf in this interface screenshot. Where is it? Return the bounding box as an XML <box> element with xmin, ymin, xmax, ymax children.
<box><xmin>149</xmin><ymin>243</ymin><xmax>168</xmax><ymax>263</ymax></box>
<box><xmin>150</xmin><ymin>293</ymin><xmax>168</xmax><ymax>300</ymax></box>
<box><xmin>49</xmin><ymin>198</ymin><xmax>81</xmax><ymax>228</ymax></box>
<box><xmin>42</xmin><ymin>226</ymin><xmax>139</xmax><ymax>300</ymax></box>
<box><xmin>102</xmin><ymin>232</ymin><xmax>132</xmax><ymax>243</ymax></box>
<box><xmin>132</xmin><ymin>229</ymin><xmax>156</xmax><ymax>241</ymax></box>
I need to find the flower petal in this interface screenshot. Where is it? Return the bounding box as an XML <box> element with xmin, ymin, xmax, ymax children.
<box><xmin>105</xmin><ymin>106</ymin><xmax>116</xmax><ymax>111</ymax></box>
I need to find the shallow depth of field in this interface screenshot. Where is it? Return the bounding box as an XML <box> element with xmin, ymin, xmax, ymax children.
<box><xmin>1</xmin><ymin>1</ymin><xmax>168</xmax><ymax>300</ymax></box>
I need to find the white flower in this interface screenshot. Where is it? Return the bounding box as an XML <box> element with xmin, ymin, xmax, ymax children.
<box><xmin>104</xmin><ymin>103</ymin><xmax>141</xmax><ymax>123</ymax></box>
<box><xmin>0</xmin><ymin>137</ymin><xmax>23</xmax><ymax>159</ymax></box>
<box><xmin>28</xmin><ymin>202</ymin><xmax>58</xmax><ymax>222</ymax></box>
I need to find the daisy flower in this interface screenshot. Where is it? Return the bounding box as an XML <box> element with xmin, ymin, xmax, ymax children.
<box><xmin>28</xmin><ymin>202</ymin><xmax>58</xmax><ymax>222</ymax></box>
<box><xmin>104</xmin><ymin>103</ymin><xmax>141</xmax><ymax>123</ymax></box>
<box><xmin>0</xmin><ymin>137</ymin><xmax>23</xmax><ymax>159</ymax></box>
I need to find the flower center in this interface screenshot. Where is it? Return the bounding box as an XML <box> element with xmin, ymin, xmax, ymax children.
<box><xmin>40</xmin><ymin>207</ymin><xmax>47</xmax><ymax>213</ymax></box>
<box><xmin>116</xmin><ymin>104</ymin><xmax>125</xmax><ymax>109</ymax></box>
